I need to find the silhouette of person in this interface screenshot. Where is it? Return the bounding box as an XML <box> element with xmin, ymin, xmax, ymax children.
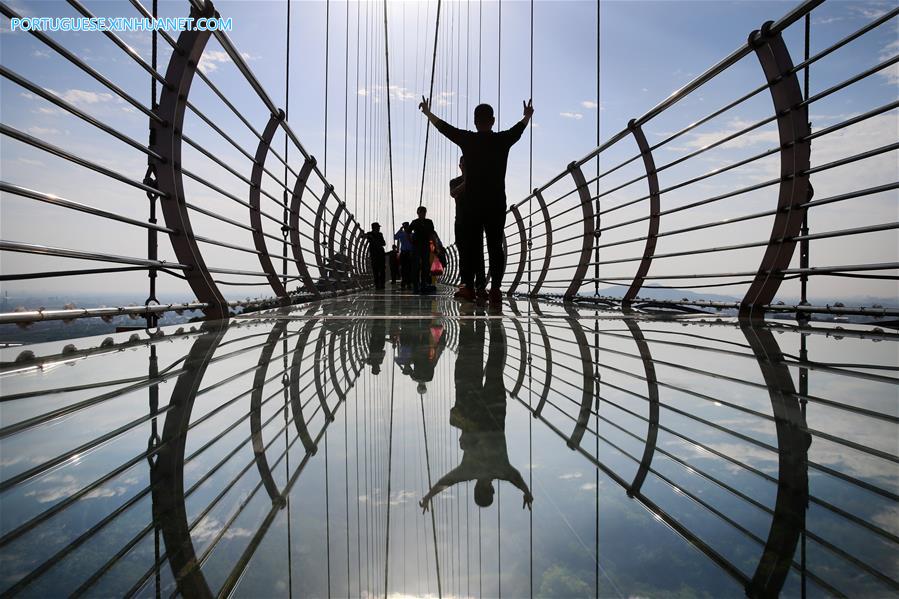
<box><xmin>451</xmin><ymin>155</ymin><xmax>486</xmax><ymax>302</ymax></box>
<box><xmin>388</xmin><ymin>244</ymin><xmax>400</xmax><ymax>285</ymax></box>
<box><xmin>408</xmin><ymin>206</ymin><xmax>437</xmax><ymax>294</ymax></box>
<box><xmin>364</xmin><ymin>319</ymin><xmax>387</xmax><ymax>375</ymax></box>
<box><xmin>394</xmin><ymin>222</ymin><xmax>414</xmax><ymax>290</ymax></box>
<box><xmin>364</xmin><ymin>222</ymin><xmax>386</xmax><ymax>290</ymax></box>
<box><xmin>392</xmin><ymin>316</ymin><xmax>446</xmax><ymax>403</ymax></box>
<box><xmin>420</xmin><ymin>96</ymin><xmax>534</xmax><ymax>307</ymax></box>
<box><xmin>419</xmin><ymin>319</ymin><xmax>533</xmax><ymax>511</ymax></box>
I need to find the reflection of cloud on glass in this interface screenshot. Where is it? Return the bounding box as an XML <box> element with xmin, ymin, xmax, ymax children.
<box><xmin>192</xmin><ymin>516</ymin><xmax>253</xmax><ymax>542</ymax></box>
<box><xmin>23</xmin><ymin>472</ymin><xmax>139</xmax><ymax>503</ymax></box>
<box><xmin>872</xmin><ymin>504</ymin><xmax>899</xmax><ymax>537</ymax></box>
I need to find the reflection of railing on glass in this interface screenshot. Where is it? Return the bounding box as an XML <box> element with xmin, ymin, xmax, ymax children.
<box><xmin>1</xmin><ymin>305</ymin><xmax>895</xmax><ymax>596</ymax></box>
<box><xmin>445</xmin><ymin>2</ymin><xmax>898</xmax><ymax>319</ymax></box>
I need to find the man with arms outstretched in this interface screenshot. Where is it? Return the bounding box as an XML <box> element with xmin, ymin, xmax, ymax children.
<box><xmin>419</xmin><ymin>97</ymin><xmax>534</xmax><ymax>307</ymax></box>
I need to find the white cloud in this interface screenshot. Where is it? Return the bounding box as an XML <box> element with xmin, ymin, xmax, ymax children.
<box><xmin>560</xmin><ymin>112</ymin><xmax>583</xmax><ymax>120</ymax></box>
<box><xmin>678</xmin><ymin>118</ymin><xmax>779</xmax><ymax>151</ymax></box>
<box><xmin>197</xmin><ymin>50</ymin><xmax>227</xmax><ymax>74</ymax></box>
<box><xmin>581</xmin><ymin>100</ymin><xmax>598</xmax><ymax>109</ymax></box>
<box><xmin>197</xmin><ymin>49</ymin><xmax>233</xmax><ymax>74</ymax></box>
<box><xmin>57</xmin><ymin>89</ymin><xmax>116</xmax><ymax>105</ymax></box>
<box><xmin>32</xmin><ymin>49</ymin><xmax>50</xmax><ymax>58</ymax></box>
<box><xmin>559</xmin><ymin>471</ymin><xmax>583</xmax><ymax>479</ymax></box>
<box><xmin>26</xmin><ymin>126</ymin><xmax>60</xmax><ymax>136</ymax></box>
<box><xmin>878</xmin><ymin>39</ymin><xmax>899</xmax><ymax>85</ymax></box>
<box><xmin>851</xmin><ymin>5</ymin><xmax>890</xmax><ymax>20</ymax></box>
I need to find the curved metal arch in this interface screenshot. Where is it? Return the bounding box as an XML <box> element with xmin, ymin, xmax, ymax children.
<box><xmin>289</xmin><ymin>157</ymin><xmax>320</xmax><ymax>298</ymax></box>
<box><xmin>313</xmin><ymin>185</ymin><xmax>335</xmax><ymax>289</ymax></box>
<box><xmin>151</xmin><ymin>1</ymin><xmax>227</xmax><ymax>319</ymax></box>
<box><xmin>338</xmin><ymin>213</ymin><xmax>355</xmax><ymax>287</ymax></box>
<box><xmin>327</xmin><ymin>201</ymin><xmax>347</xmax><ymax>282</ymax></box>
<box><xmin>742</xmin><ymin>322</ymin><xmax>810</xmax><ymax>598</ymax></box>
<box><xmin>530</xmin><ymin>189</ymin><xmax>553</xmax><ymax>297</ymax></box>
<box><xmin>250</xmin><ymin>318</ymin><xmax>290</xmax><ymax>505</ymax></box>
<box><xmin>506</xmin><ymin>205</ymin><xmax>528</xmax><ymax>296</ymax></box>
<box><xmin>151</xmin><ymin>321</ymin><xmax>228</xmax><ymax>599</ymax></box>
<box><xmin>346</xmin><ymin>225</ymin><xmax>360</xmax><ymax>286</ymax></box>
<box><xmin>563</xmin><ymin>305</ymin><xmax>595</xmax><ymax>449</ymax></box>
<box><xmin>741</xmin><ymin>22</ymin><xmax>811</xmax><ymax>316</ymax></box>
<box><xmin>249</xmin><ymin>111</ymin><xmax>288</xmax><ymax>299</ymax></box>
<box><xmin>624</xmin><ymin>318</ymin><xmax>660</xmax><ymax>496</ymax></box>
<box><xmin>564</xmin><ymin>162</ymin><xmax>596</xmax><ymax>300</ymax></box>
<box><xmin>622</xmin><ymin>121</ymin><xmax>661</xmax><ymax>305</ymax></box>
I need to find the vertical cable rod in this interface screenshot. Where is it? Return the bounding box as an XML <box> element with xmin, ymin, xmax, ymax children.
<box><xmin>382</xmin><ymin>0</ymin><xmax>397</xmax><ymax>235</ymax></box>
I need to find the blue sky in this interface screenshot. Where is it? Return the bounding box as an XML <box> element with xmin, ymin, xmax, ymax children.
<box><xmin>1</xmin><ymin>0</ymin><xmax>896</xmax><ymax>303</ymax></box>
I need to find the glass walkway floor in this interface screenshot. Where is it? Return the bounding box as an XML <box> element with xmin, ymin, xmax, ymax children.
<box><xmin>0</xmin><ymin>290</ymin><xmax>896</xmax><ymax>597</ymax></box>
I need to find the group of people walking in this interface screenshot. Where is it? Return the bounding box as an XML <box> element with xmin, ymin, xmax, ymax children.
<box><xmin>364</xmin><ymin>206</ymin><xmax>445</xmax><ymax>293</ymax></box>
<box><xmin>364</xmin><ymin>96</ymin><xmax>535</xmax><ymax>307</ymax></box>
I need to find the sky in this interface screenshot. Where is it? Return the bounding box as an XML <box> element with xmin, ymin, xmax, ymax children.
<box><xmin>0</xmin><ymin>0</ymin><xmax>897</xmax><ymax>305</ymax></box>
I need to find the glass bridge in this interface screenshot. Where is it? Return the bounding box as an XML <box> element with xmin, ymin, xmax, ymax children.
<box><xmin>1</xmin><ymin>291</ymin><xmax>896</xmax><ymax>597</ymax></box>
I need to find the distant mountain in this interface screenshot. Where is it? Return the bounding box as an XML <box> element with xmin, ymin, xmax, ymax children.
<box><xmin>593</xmin><ymin>285</ymin><xmax>740</xmax><ymax>304</ymax></box>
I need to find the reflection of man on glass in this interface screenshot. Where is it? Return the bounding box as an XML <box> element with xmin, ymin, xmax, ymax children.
<box><xmin>419</xmin><ymin>319</ymin><xmax>533</xmax><ymax>511</ymax></box>
<box><xmin>365</xmin><ymin>319</ymin><xmax>387</xmax><ymax>375</ymax></box>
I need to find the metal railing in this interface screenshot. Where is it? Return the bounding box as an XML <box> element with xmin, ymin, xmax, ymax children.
<box><xmin>445</xmin><ymin>0</ymin><xmax>898</xmax><ymax>319</ymax></box>
<box><xmin>0</xmin><ymin>0</ymin><xmax>372</xmax><ymax>329</ymax></box>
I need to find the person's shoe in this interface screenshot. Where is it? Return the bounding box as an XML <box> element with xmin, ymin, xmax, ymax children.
<box><xmin>455</xmin><ymin>286</ymin><xmax>476</xmax><ymax>301</ymax></box>
<box><xmin>475</xmin><ymin>287</ymin><xmax>488</xmax><ymax>306</ymax></box>
<box><xmin>488</xmin><ymin>288</ymin><xmax>503</xmax><ymax>308</ymax></box>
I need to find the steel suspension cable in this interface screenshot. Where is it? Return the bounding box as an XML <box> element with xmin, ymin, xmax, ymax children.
<box><xmin>381</xmin><ymin>0</ymin><xmax>396</xmax><ymax>235</ymax></box>
<box><xmin>418</xmin><ymin>0</ymin><xmax>443</xmax><ymax>207</ymax></box>
<box><xmin>282</xmin><ymin>0</ymin><xmax>291</xmax><ymax>289</ymax></box>
<box><xmin>324</xmin><ymin>0</ymin><xmax>331</xmax><ymax>176</ymax></box>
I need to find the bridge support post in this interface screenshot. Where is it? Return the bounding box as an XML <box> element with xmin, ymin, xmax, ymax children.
<box><xmin>249</xmin><ymin>110</ymin><xmax>289</xmax><ymax>300</ymax></box>
<box><xmin>289</xmin><ymin>157</ymin><xmax>320</xmax><ymax>298</ymax></box>
<box><xmin>530</xmin><ymin>189</ymin><xmax>553</xmax><ymax>297</ymax></box>
<box><xmin>564</xmin><ymin>162</ymin><xmax>596</xmax><ymax>300</ymax></box>
<box><xmin>327</xmin><ymin>201</ymin><xmax>346</xmax><ymax>288</ymax></box>
<box><xmin>506</xmin><ymin>205</ymin><xmax>528</xmax><ymax>295</ymax></box>
<box><xmin>313</xmin><ymin>185</ymin><xmax>334</xmax><ymax>290</ymax></box>
<box><xmin>741</xmin><ymin>21</ymin><xmax>811</xmax><ymax>318</ymax></box>
<box><xmin>622</xmin><ymin>119</ymin><xmax>661</xmax><ymax>306</ymax></box>
<box><xmin>151</xmin><ymin>0</ymin><xmax>227</xmax><ymax>320</ymax></box>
